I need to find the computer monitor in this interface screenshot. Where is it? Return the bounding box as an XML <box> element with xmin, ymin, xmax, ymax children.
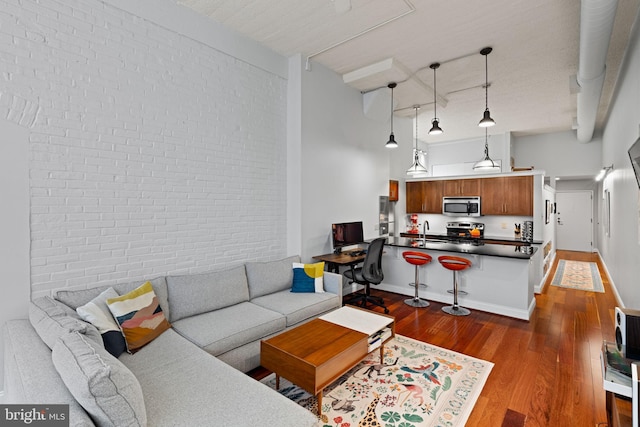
<box><xmin>331</xmin><ymin>221</ymin><xmax>364</xmax><ymax>253</ymax></box>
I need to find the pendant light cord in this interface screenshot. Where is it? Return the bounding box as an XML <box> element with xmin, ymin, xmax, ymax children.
<box><xmin>484</xmin><ymin>128</ymin><xmax>489</xmax><ymax>156</ymax></box>
<box><xmin>390</xmin><ymin>85</ymin><xmax>394</xmax><ymax>133</ymax></box>
<box><xmin>433</xmin><ymin>68</ymin><xmax>437</xmax><ymax>119</ymax></box>
<box><xmin>415</xmin><ymin>106</ymin><xmax>419</xmax><ymax>150</ymax></box>
<box><xmin>485</xmin><ymin>53</ymin><xmax>488</xmax><ymax>110</ymax></box>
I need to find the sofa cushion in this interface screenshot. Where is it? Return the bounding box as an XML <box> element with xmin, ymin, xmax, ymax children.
<box><xmin>118</xmin><ymin>328</ymin><xmax>316</xmax><ymax>427</ymax></box>
<box><xmin>166</xmin><ymin>265</ymin><xmax>249</xmax><ymax>322</ymax></box>
<box><xmin>252</xmin><ymin>290</ymin><xmax>340</xmax><ymax>326</ymax></box>
<box><xmin>29</xmin><ymin>296</ymin><xmax>102</xmax><ymax>350</ymax></box>
<box><xmin>106</xmin><ymin>282</ymin><xmax>171</xmax><ymax>353</ymax></box>
<box><xmin>245</xmin><ymin>255</ymin><xmax>300</xmax><ymax>299</ymax></box>
<box><xmin>52</xmin><ymin>331</ymin><xmax>146</xmax><ymax>427</ymax></box>
<box><xmin>76</xmin><ymin>287</ymin><xmax>127</xmax><ymax>358</ymax></box>
<box><xmin>3</xmin><ymin>320</ymin><xmax>97</xmax><ymax>426</ymax></box>
<box><xmin>171</xmin><ymin>302</ymin><xmax>285</xmax><ymax>356</ymax></box>
<box><xmin>55</xmin><ymin>277</ymin><xmax>170</xmax><ymax>321</ymax></box>
<box><xmin>291</xmin><ymin>262</ymin><xmax>325</xmax><ymax>293</ymax></box>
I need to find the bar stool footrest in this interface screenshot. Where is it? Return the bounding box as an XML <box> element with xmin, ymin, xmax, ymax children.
<box><xmin>409</xmin><ymin>282</ymin><xmax>427</xmax><ymax>288</ymax></box>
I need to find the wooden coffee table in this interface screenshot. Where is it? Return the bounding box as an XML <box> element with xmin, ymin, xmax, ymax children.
<box><xmin>260</xmin><ymin>306</ymin><xmax>394</xmax><ymax>416</ymax></box>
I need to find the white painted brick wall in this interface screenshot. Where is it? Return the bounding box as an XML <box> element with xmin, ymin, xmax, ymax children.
<box><xmin>0</xmin><ymin>0</ymin><xmax>288</xmax><ymax>298</ymax></box>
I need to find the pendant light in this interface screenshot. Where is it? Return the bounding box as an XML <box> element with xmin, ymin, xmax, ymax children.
<box><xmin>478</xmin><ymin>47</ymin><xmax>495</xmax><ymax>128</ymax></box>
<box><xmin>428</xmin><ymin>63</ymin><xmax>443</xmax><ymax>135</ymax></box>
<box><xmin>385</xmin><ymin>82</ymin><xmax>398</xmax><ymax>148</ymax></box>
<box><xmin>473</xmin><ymin>128</ymin><xmax>500</xmax><ymax>171</ymax></box>
<box><xmin>406</xmin><ymin>105</ymin><xmax>428</xmax><ymax>175</ymax></box>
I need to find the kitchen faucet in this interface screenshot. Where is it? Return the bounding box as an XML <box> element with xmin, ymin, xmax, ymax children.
<box><xmin>423</xmin><ymin>220</ymin><xmax>430</xmax><ymax>246</ymax></box>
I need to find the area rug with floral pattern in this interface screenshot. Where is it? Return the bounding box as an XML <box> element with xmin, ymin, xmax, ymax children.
<box><xmin>261</xmin><ymin>334</ymin><xmax>493</xmax><ymax>427</ymax></box>
<box><xmin>551</xmin><ymin>260</ymin><xmax>604</xmax><ymax>292</ymax></box>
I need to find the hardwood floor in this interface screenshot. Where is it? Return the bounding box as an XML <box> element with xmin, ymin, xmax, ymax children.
<box><xmin>251</xmin><ymin>250</ymin><xmax>619</xmax><ymax>426</ymax></box>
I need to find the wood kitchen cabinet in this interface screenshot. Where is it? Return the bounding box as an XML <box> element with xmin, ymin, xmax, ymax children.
<box><xmin>480</xmin><ymin>175</ymin><xmax>533</xmax><ymax>215</ymax></box>
<box><xmin>442</xmin><ymin>178</ymin><xmax>480</xmax><ymax>196</ymax></box>
<box><xmin>406</xmin><ymin>180</ymin><xmax>443</xmax><ymax>213</ymax></box>
<box><xmin>389</xmin><ymin>180</ymin><xmax>399</xmax><ymax>201</ymax></box>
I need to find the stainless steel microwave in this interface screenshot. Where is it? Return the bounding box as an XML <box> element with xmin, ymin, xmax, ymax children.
<box><xmin>442</xmin><ymin>196</ymin><xmax>481</xmax><ymax>217</ymax></box>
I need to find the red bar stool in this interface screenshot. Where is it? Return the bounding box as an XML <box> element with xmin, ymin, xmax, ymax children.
<box><xmin>438</xmin><ymin>255</ymin><xmax>472</xmax><ymax>316</ymax></box>
<box><xmin>402</xmin><ymin>251</ymin><xmax>432</xmax><ymax>308</ymax></box>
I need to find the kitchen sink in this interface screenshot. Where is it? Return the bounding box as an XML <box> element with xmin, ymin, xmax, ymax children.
<box><xmin>409</xmin><ymin>239</ymin><xmax>448</xmax><ymax>247</ymax></box>
<box><xmin>424</xmin><ymin>239</ymin><xmax>448</xmax><ymax>244</ymax></box>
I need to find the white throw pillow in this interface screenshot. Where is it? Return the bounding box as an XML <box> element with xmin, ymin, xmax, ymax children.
<box><xmin>76</xmin><ymin>287</ymin><xmax>127</xmax><ymax>357</ymax></box>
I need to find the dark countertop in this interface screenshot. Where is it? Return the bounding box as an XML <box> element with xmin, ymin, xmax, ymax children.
<box><xmin>399</xmin><ymin>232</ymin><xmax>543</xmax><ymax>246</ymax></box>
<box><xmin>387</xmin><ymin>236</ymin><xmax>538</xmax><ymax>259</ymax></box>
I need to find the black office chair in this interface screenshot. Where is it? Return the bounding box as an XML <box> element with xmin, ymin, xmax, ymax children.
<box><xmin>343</xmin><ymin>237</ymin><xmax>389</xmax><ymax>314</ymax></box>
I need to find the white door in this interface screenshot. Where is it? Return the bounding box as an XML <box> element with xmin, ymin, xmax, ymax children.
<box><xmin>556</xmin><ymin>191</ymin><xmax>593</xmax><ymax>252</ymax></box>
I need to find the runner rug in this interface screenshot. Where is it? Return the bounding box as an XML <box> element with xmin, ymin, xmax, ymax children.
<box><xmin>551</xmin><ymin>260</ymin><xmax>604</xmax><ymax>292</ymax></box>
<box><xmin>261</xmin><ymin>334</ymin><xmax>493</xmax><ymax>426</ymax></box>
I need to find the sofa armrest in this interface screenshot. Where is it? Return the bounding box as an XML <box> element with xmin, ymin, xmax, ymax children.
<box><xmin>323</xmin><ymin>271</ymin><xmax>343</xmax><ymax>302</ymax></box>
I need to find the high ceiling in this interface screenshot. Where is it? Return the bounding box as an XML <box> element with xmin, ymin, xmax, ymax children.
<box><xmin>177</xmin><ymin>0</ymin><xmax>639</xmax><ymax>144</ymax></box>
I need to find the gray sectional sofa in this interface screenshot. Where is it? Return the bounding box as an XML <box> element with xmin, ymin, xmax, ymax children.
<box><xmin>3</xmin><ymin>255</ymin><xmax>342</xmax><ymax>426</ymax></box>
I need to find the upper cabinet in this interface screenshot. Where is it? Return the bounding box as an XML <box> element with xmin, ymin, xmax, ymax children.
<box><xmin>442</xmin><ymin>178</ymin><xmax>480</xmax><ymax>197</ymax></box>
<box><xmin>406</xmin><ymin>181</ymin><xmax>443</xmax><ymax>213</ymax></box>
<box><xmin>389</xmin><ymin>180</ymin><xmax>399</xmax><ymax>202</ymax></box>
<box><xmin>407</xmin><ymin>175</ymin><xmax>533</xmax><ymax>216</ymax></box>
<box><xmin>480</xmin><ymin>176</ymin><xmax>533</xmax><ymax>215</ymax></box>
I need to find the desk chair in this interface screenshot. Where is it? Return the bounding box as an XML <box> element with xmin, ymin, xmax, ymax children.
<box><xmin>343</xmin><ymin>237</ymin><xmax>389</xmax><ymax>314</ymax></box>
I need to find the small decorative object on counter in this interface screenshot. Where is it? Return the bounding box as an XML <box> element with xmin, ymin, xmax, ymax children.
<box><xmin>522</xmin><ymin>221</ymin><xmax>533</xmax><ymax>242</ymax></box>
<box><xmin>514</xmin><ymin>223</ymin><xmax>521</xmax><ymax>237</ymax></box>
<box><xmin>407</xmin><ymin>214</ymin><xmax>419</xmax><ymax>234</ymax></box>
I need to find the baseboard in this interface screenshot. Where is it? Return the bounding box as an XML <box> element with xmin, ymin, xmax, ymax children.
<box><xmin>375</xmin><ymin>283</ymin><xmax>532</xmax><ymax>320</ymax></box>
<box><xmin>595</xmin><ymin>250</ymin><xmax>624</xmax><ymax>308</ymax></box>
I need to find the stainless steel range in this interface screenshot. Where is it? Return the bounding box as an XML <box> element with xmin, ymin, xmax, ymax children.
<box><xmin>446</xmin><ymin>222</ymin><xmax>485</xmax><ymax>243</ymax></box>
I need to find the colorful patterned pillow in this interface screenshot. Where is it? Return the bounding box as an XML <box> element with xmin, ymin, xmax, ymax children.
<box><xmin>291</xmin><ymin>262</ymin><xmax>325</xmax><ymax>293</ymax></box>
<box><xmin>76</xmin><ymin>287</ymin><xmax>127</xmax><ymax>358</ymax></box>
<box><xmin>106</xmin><ymin>281</ymin><xmax>171</xmax><ymax>353</ymax></box>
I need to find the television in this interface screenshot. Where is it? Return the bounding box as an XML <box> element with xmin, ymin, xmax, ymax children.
<box><xmin>331</xmin><ymin>221</ymin><xmax>364</xmax><ymax>253</ymax></box>
<box><xmin>629</xmin><ymin>136</ymin><xmax>640</xmax><ymax>188</ymax></box>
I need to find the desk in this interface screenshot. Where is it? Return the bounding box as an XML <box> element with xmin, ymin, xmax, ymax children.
<box><xmin>312</xmin><ymin>251</ymin><xmax>365</xmax><ymax>274</ymax></box>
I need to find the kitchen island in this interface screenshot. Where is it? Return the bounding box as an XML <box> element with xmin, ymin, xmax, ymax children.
<box><xmin>373</xmin><ymin>236</ymin><xmax>539</xmax><ymax>320</ymax></box>
<box><xmin>392</xmin><ymin>235</ymin><xmax>538</xmax><ymax>259</ymax></box>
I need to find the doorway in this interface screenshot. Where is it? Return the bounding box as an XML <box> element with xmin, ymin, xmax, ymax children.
<box><xmin>555</xmin><ymin>191</ymin><xmax>593</xmax><ymax>252</ymax></box>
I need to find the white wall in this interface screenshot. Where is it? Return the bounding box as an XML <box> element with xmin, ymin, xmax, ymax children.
<box><xmin>512</xmin><ymin>130</ymin><xmax>602</xmax><ymax>180</ymax></box>
<box><xmin>296</xmin><ymin>55</ymin><xmax>412</xmax><ymax>260</ymax></box>
<box><xmin>0</xmin><ymin>119</ymin><xmax>30</xmax><ymax>396</ymax></box>
<box><xmin>540</xmin><ymin>184</ymin><xmax>556</xmax><ymax>287</ymax></box>
<box><xmin>598</xmin><ymin>7</ymin><xmax>640</xmax><ymax>309</ymax></box>
<box><xmin>427</xmin><ymin>132</ymin><xmax>510</xmax><ymax>176</ymax></box>
<box><xmin>0</xmin><ymin>0</ymin><xmax>294</xmax><ymax>302</ymax></box>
